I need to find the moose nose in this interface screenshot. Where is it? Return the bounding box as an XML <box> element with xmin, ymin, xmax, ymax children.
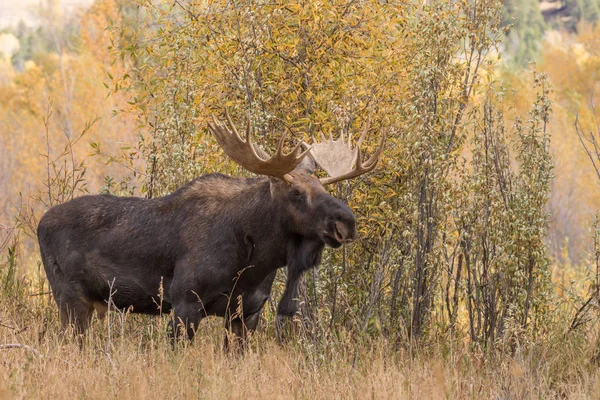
<box><xmin>334</xmin><ymin>220</ymin><xmax>355</xmax><ymax>243</ymax></box>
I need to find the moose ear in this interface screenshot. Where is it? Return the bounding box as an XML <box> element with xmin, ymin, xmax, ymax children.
<box><xmin>292</xmin><ymin>143</ymin><xmax>315</xmax><ymax>175</ymax></box>
<box><xmin>267</xmin><ymin>176</ymin><xmax>283</xmax><ymax>197</ymax></box>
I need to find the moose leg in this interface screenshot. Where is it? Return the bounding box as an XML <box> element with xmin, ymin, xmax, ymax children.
<box><xmin>275</xmin><ymin>266</ymin><xmax>304</xmax><ymax>342</ymax></box>
<box><xmin>170</xmin><ymin>300</ymin><xmax>205</xmax><ymax>341</ymax></box>
<box><xmin>276</xmin><ymin>240</ymin><xmax>324</xmax><ymax>342</ymax></box>
<box><xmin>277</xmin><ymin>266</ymin><xmax>303</xmax><ymax>317</ymax></box>
<box><xmin>57</xmin><ymin>295</ymin><xmax>94</xmax><ymax>336</ymax></box>
<box><xmin>224</xmin><ymin>317</ymin><xmax>246</xmax><ymax>352</ymax></box>
<box><xmin>277</xmin><ymin>239</ymin><xmax>324</xmax><ymax>318</ymax></box>
<box><xmin>224</xmin><ymin>308</ymin><xmax>266</xmax><ymax>352</ymax></box>
<box><xmin>224</xmin><ymin>271</ymin><xmax>276</xmax><ymax>351</ymax></box>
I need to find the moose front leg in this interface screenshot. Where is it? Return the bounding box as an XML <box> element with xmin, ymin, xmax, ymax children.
<box><xmin>277</xmin><ymin>239</ymin><xmax>324</xmax><ymax>317</ymax></box>
<box><xmin>277</xmin><ymin>266</ymin><xmax>303</xmax><ymax>317</ymax></box>
<box><xmin>275</xmin><ymin>266</ymin><xmax>304</xmax><ymax>342</ymax></box>
<box><xmin>169</xmin><ymin>286</ymin><xmax>219</xmax><ymax>342</ymax></box>
<box><xmin>170</xmin><ymin>299</ymin><xmax>205</xmax><ymax>342</ymax></box>
<box><xmin>275</xmin><ymin>239</ymin><xmax>324</xmax><ymax>341</ymax></box>
<box><xmin>224</xmin><ymin>271</ymin><xmax>276</xmax><ymax>351</ymax></box>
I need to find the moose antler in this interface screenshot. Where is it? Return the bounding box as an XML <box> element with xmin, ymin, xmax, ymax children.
<box><xmin>208</xmin><ymin>110</ymin><xmax>311</xmax><ymax>180</ymax></box>
<box><xmin>307</xmin><ymin>121</ymin><xmax>386</xmax><ymax>185</ymax></box>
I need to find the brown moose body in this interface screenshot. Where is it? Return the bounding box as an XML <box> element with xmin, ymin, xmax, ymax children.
<box><xmin>37</xmin><ymin>111</ymin><xmax>384</xmax><ymax>345</ymax></box>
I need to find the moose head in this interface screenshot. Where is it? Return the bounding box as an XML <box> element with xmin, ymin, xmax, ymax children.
<box><xmin>208</xmin><ymin>110</ymin><xmax>385</xmax><ymax>250</ymax></box>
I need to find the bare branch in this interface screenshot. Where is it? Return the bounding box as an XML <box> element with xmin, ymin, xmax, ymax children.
<box><xmin>575</xmin><ymin>114</ymin><xmax>600</xmax><ymax>182</ymax></box>
<box><xmin>0</xmin><ymin>344</ymin><xmax>44</xmax><ymax>358</ymax></box>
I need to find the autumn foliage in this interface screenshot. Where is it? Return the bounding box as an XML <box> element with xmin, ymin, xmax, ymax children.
<box><xmin>2</xmin><ymin>0</ymin><xmax>600</xmax><ymax>398</ymax></box>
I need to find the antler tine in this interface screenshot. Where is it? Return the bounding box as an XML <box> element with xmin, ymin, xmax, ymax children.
<box><xmin>289</xmin><ymin>140</ymin><xmax>309</xmax><ymax>158</ymax></box>
<box><xmin>244</xmin><ymin>115</ymin><xmax>253</xmax><ymax>149</ymax></box>
<box><xmin>276</xmin><ymin>126</ymin><xmax>288</xmax><ymax>155</ymax></box>
<box><xmin>223</xmin><ymin>109</ymin><xmax>243</xmax><ymax>143</ymax></box>
<box><xmin>356</xmin><ymin>118</ymin><xmax>371</xmax><ymax>148</ymax></box>
<box><xmin>354</xmin><ymin>144</ymin><xmax>362</xmax><ymax>169</ymax></box>
<box><xmin>208</xmin><ymin>109</ymin><xmax>310</xmax><ymax>179</ymax></box>
<box><xmin>297</xmin><ymin>142</ymin><xmax>313</xmax><ymax>159</ymax></box>
<box><xmin>363</xmin><ymin>130</ymin><xmax>386</xmax><ymax>168</ymax></box>
<box><xmin>278</xmin><ymin>119</ymin><xmax>311</xmax><ymax>159</ymax></box>
<box><xmin>277</xmin><ymin>120</ymin><xmax>301</xmax><ymax>156</ymax></box>
<box><xmin>230</xmin><ymin>109</ymin><xmax>264</xmax><ymax>161</ymax></box>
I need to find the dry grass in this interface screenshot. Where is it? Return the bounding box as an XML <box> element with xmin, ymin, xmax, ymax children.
<box><xmin>0</xmin><ymin>247</ymin><xmax>598</xmax><ymax>399</ymax></box>
<box><xmin>1</xmin><ymin>292</ymin><xmax>600</xmax><ymax>400</ymax></box>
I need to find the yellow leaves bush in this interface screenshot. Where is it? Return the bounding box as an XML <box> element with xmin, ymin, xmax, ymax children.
<box><xmin>1</xmin><ymin>0</ymin><xmax>598</xmax><ymax>350</ymax></box>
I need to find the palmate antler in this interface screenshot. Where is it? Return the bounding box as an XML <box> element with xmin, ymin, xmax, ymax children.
<box><xmin>208</xmin><ymin>110</ymin><xmax>385</xmax><ymax>185</ymax></box>
<box><xmin>208</xmin><ymin>109</ymin><xmax>311</xmax><ymax>180</ymax></box>
<box><xmin>307</xmin><ymin>121</ymin><xmax>386</xmax><ymax>185</ymax></box>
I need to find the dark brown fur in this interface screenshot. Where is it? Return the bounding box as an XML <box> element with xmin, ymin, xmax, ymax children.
<box><xmin>38</xmin><ymin>168</ymin><xmax>356</xmax><ymax>344</ymax></box>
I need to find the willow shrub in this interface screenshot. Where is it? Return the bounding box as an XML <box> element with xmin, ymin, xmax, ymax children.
<box><xmin>106</xmin><ymin>0</ymin><xmax>554</xmax><ymax>348</ymax></box>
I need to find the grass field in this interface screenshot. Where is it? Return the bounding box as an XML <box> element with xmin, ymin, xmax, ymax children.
<box><xmin>1</xmin><ymin>286</ymin><xmax>600</xmax><ymax>399</ymax></box>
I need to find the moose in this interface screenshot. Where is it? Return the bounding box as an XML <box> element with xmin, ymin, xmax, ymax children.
<box><xmin>37</xmin><ymin>110</ymin><xmax>384</xmax><ymax>346</ymax></box>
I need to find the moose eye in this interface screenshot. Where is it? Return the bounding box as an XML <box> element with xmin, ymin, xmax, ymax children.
<box><xmin>290</xmin><ymin>188</ymin><xmax>305</xmax><ymax>204</ymax></box>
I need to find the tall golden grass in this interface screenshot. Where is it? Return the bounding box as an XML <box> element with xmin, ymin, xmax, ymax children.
<box><xmin>1</xmin><ymin>286</ymin><xmax>600</xmax><ymax>400</ymax></box>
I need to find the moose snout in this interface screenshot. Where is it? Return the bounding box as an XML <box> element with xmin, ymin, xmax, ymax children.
<box><xmin>331</xmin><ymin>209</ymin><xmax>356</xmax><ymax>244</ymax></box>
<box><xmin>319</xmin><ymin>199</ymin><xmax>357</xmax><ymax>247</ymax></box>
<box><xmin>333</xmin><ymin>220</ymin><xmax>354</xmax><ymax>243</ymax></box>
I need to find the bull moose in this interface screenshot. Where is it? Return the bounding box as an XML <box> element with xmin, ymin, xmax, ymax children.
<box><xmin>37</xmin><ymin>110</ymin><xmax>384</xmax><ymax>345</ymax></box>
